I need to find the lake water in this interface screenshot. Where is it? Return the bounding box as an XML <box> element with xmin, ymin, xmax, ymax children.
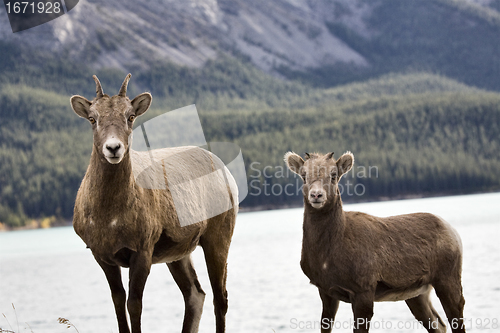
<box><xmin>1</xmin><ymin>193</ymin><xmax>499</xmax><ymax>333</ymax></box>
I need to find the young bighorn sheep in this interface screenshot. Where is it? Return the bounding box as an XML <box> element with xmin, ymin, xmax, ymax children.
<box><xmin>284</xmin><ymin>151</ymin><xmax>465</xmax><ymax>333</ymax></box>
<box><xmin>70</xmin><ymin>75</ymin><xmax>238</xmax><ymax>333</ymax></box>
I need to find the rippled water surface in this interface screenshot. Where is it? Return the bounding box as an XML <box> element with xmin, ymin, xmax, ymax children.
<box><xmin>1</xmin><ymin>193</ymin><xmax>499</xmax><ymax>332</ymax></box>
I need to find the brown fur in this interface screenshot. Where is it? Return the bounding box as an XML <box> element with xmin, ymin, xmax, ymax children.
<box><xmin>71</xmin><ymin>75</ymin><xmax>237</xmax><ymax>333</ymax></box>
<box><xmin>285</xmin><ymin>151</ymin><xmax>465</xmax><ymax>333</ymax></box>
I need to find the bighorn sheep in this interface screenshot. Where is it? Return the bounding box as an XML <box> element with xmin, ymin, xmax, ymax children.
<box><xmin>70</xmin><ymin>74</ymin><xmax>238</xmax><ymax>333</ymax></box>
<box><xmin>284</xmin><ymin>151</ymin><xmax>465</xmax><ymax>333</ymax></box>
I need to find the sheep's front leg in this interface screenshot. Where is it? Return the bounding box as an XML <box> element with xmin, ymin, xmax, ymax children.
<box><xmin>94</xmin><ymin>255</ymin><xmax>130</xmax><ymax>333</ymax></box>
<box><xmin>351</xmin><ymin>292</ymin><xmax>374</xmax><ymax>333</ymax></box>
<box><xmin>319</xmin><ymin>289</ymin><xmax>340</xmax><ymax>333</ymax></box>
<box><xmin>128</xmin><ymin>251</ymin><xmax>152</xmax><ymax>333</ymax></box>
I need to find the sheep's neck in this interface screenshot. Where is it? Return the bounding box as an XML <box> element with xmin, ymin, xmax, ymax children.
<box><xmin>88</xmin><ymin>148</ymin><xmax>134</xmax><ymax>211</ymax></box>
<box><xmin>303</xmin><ymin>189</ymin><xmax>346</xmax><ymax>248</ymax></box>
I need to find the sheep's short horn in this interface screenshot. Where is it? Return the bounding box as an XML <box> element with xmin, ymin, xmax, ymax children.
<box><xmin>118</xmin><ymin>73</ymin><xmax>132</xmax><ymax>97</ymax></box>
<box><xmin>93</xmin><ymin>75</ymin><xmax>104</xmax><ymax>99</ymax></box>
<box><xmin>305</xmin><ymin>153</ymin><xmax>311</xmax><ymax>159</ymax></box>
<box><xmin>326</xmin><ymin>152</ymin><xmax>335</xmax><ymax>159</ymax></box>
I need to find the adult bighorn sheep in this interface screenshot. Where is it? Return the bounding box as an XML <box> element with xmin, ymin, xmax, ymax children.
<box><xmin>70</xmin><ymin>74</ymin><xmax>238</xmax><ymax>333</ymax></box>
<box><xmin>284</xmin><ymin>151</ymin><xmax>465</xmax><ymax>333</ymax></box>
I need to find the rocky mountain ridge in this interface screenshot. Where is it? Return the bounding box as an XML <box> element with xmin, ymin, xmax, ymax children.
<box><xmin>2</xmin><ymin>0</ymin><xmax>500</xmax><ymax>86</ymax></box>
<box><xmin>0</xmin><ymin>0</ymin><xmax>372</xmax><ymax>74</ymax></box>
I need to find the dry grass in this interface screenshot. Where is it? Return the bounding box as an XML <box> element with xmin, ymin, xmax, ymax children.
<box><xmin>1</xmin><ymin>304</ymin><xmax>78</xmax><ymax>333</ymax></box>
<box><xmin>57</xmin><ymin>318</ymin><xmax>79</xmax><ymax>333</ymax></box>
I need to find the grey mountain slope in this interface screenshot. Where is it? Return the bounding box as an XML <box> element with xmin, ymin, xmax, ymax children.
<box><xmin>0</xmin><ymin>0</ymin><xmax>369</xmax><ymax>73</ymax></box>
<box><xmin>2</xmin><ymin>0</ymin><xmax>500</xmax><ymax>81</ymax></box>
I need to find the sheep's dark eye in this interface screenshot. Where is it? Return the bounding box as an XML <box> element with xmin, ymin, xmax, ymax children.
<box><xmin>128</xmin><ymin>115</ymin><xmax>135</xmax><ymax>122</ymax></box>
<box><xmin>89</xmin><ymin>117</ymin><xmax>96</xmax><ymax>124</ymax></box>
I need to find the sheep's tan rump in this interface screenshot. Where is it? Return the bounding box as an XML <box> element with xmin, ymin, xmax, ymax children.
<box><xmin>131</xmin><ymin>146</ymin><xmax>238</xmax><ymax>226</ymax></box>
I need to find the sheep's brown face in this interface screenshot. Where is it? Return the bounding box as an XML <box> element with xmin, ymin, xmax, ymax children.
<box><xmin>285</xmin><ymin>151</ymin><xmax>354</xmax><ymax>209</ymax></box>
<box><xmin>86</xmin><ymin>96</ymin><xmax>134</xmax><ymax>164</ymax></box>
<box><xmin>70</xmin><ymin>74</ymin><xmax>152</xmax><ymax>165</ymax></box>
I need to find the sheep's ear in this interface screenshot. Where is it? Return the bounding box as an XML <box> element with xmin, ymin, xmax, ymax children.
<box><xmin>336</xmin><ymin>151</ymin><xmax>354</xmax><ymax>178</ymax></box>
<box><xmin>284</xmin><ymin>152</ymin><xmax>305</xmax><ymax>175</ymax></box>
<box><xmin>131</xmin><ymin>92</ymin><xmax>152</xmax><ymax>117</ymax></box>
<box><xmin>70</xmin><ymin>95</ymin><xmax>92</xmax><ymax>118</ymax></box>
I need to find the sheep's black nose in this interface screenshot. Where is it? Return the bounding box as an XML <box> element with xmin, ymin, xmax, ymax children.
<box><xmin>106</xmin><ymin>142</ymin><xmax>121</xmax><ymax>155</ymax></box>
<box><xmin>310</xmin><ymin>191</ymin><xmax>323</xmax><ymax>199</ymax></box>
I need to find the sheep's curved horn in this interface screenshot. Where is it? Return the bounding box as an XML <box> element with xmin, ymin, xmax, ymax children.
<box><xmin>326</xmin><ymin>152</ymin><xmax>335</xmax><ymax>159</ymax></box>
<box><xmin>304</xmin><ymin>153</ymin><xmax>311</xmax><ymax>159</ymax></box>
<box><xmin>118</xmin><ymin>73</ymin><xmax>132</xmax><ymax>97</ymax></box>
<box><xmin>93</xmin><ymin>75</ymin><xmax>104</xmax><ymax>99</ymax></box>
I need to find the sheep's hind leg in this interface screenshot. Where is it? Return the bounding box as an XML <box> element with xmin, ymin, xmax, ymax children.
<box><xmin>202</xmin><ymin>243</ymin><xmax>230</xmax><ymax>333</ymax></box>
<box><xmin>200</xmin><ymin>226</ymin><xmax>234</xmax><ymax>333</ymax></box>
<box><xmin>94</xmin><ymin>256</ymin><xmax>130</xmax><ymax>333</ymax></box>
<box><xmin>405</xmin><ymin>289</ymin><xmax>446</xmax><ymax>333</ymax></box>
<box><xmin>319</xmin><ymin>289</ymin><xmax>340</xmax><ymax>333</ymax></box>
<box><xmin>434</xmin><ymin>279</ymin><xmax>466</xmax><ymax>333</ymax></box>
<box><xmin>167</xmin><ymin>255</ymin><xmax>206</xmax><ymax>333</ymax></box>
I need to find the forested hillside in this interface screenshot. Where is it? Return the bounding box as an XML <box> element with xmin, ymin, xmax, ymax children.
<box><xmin>1</xmin><ymin>64</ymin><xmax>499</xmax><ymax>227</ymax></box>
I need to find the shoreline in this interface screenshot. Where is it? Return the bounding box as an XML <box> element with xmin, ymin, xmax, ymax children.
<box><xmin>239</xmin><ymin>188</ymin><xmax>500</xmax><ymax>213</ymax></box>
<box><xmin>2</xmin><ymin>189</ymin><xmax>498</xmax><ymax>232</ymax></box>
